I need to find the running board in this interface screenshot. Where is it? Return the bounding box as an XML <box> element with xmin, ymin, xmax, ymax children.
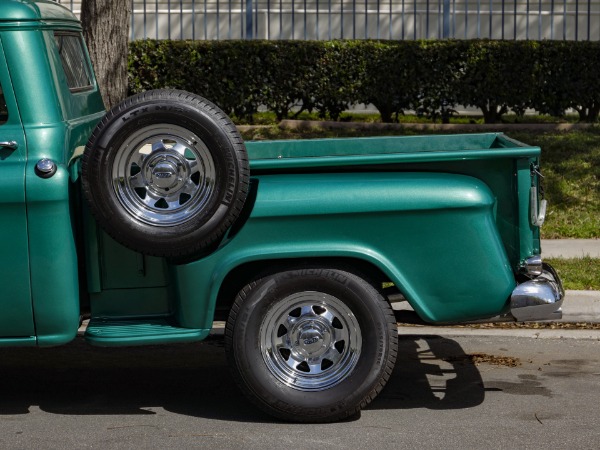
<box><xmin>85</xmin><ymin>318</ymin><xmax>209</xmax><ymax>347</ymax></box>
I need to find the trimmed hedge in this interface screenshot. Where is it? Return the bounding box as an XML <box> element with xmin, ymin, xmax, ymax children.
<box><xmin>129</xmin><ymin>39</ymin><xmax>600</xmax><ymax>123</ymax></box>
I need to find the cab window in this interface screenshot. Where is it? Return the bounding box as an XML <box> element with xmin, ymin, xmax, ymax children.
<box><xmin>54</xmin><ymin>33</ymin><xmax>94</xmax><ymax>93</ymax></box>
<box><xmin>0</xmin><ymin>84</ymin><xmax>7</xmax><ymax>124</ymax></box>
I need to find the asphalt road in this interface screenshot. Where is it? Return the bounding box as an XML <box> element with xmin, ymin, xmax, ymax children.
<box><xmin>0</xmin><ymin>332</ymin><xmax>599</xmax><ymax>449</ymax></box>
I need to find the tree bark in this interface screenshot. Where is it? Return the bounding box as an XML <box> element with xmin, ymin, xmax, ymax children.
<box><xmin>81</xmin><ymin>0</ymin><xmax>131</xmax><ymax>110</ymax></box>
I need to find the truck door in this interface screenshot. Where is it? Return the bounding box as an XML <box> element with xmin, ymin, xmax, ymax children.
<box><xmin>0</xmin><ymin>40</ymin><xmax>34</xmax><ymax>338</ymax></box>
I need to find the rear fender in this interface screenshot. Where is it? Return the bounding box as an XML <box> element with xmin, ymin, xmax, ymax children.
<box><xmin>172</xmin><ymin>172</ymin><xmax>516</xmax><ymax>328</ymax></box>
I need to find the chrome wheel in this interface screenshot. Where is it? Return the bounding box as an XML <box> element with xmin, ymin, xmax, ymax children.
<box><xmin>112</xmin><ymin>125</ymin><xmax>216</xmax><ymax>227</ymax></box>
<box><xmin>260</xmin><ymin>292</ymin><xmax>362</xmax><ymax>392</ymax></box>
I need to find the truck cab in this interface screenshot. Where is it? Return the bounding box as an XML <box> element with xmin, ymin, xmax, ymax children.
<box><xmin>0</xmin><ymin>0</ymin><xmax>104</xmax><ymax>346</ymax></box>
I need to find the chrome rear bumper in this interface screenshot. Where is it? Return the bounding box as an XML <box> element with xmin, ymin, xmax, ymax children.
<box><xmin>510</xmin><ymin>263</ymin><xmax>564</xmax><ymax>321</ymax></box>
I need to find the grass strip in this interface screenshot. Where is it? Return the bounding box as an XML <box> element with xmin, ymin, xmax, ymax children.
<box><xmin>545</xmin><ymin>257</ymin><xmax>600</xmax><ymax>290</ymax></box>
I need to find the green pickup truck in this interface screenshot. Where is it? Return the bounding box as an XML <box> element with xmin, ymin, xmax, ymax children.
<box><xmin>0</xmin><ymin>0</ymin><xmax>563</xmax><ymax>422</ymax></box>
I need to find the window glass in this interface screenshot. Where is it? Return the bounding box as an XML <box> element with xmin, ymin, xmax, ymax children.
<box><xmin>54</xmin><ymin>33</ymin><xmax>94</xmax><ymax>93</ymax></box>
<box><xmin>0</xmin><ymin>84</ymin><xmax>7</xmax><ymax>124</ymax></box>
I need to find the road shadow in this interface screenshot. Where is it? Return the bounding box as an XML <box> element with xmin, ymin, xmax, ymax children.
<box><xmin>0</xmin><ymin>334</ymin><xmax>488</xmax><ymax>422</ymax></box>
<box><xmin>369</xmin><ymin>335</ymin><xmax>490</xmax><ymax>411</ymax></box>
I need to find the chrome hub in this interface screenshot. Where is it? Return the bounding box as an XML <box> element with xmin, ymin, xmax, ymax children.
<box><xmin>260</xmin><ymin>292</ymin><xmax>362</xmax><ymax>391</ymax></box>
<box><xmin>149</xmin><ymin>160</ymin><xmax>179</xmax><ymax>190</ymax></box>
<box><xmin>112</xmin><ymin>125</ymin><xmax>217</xmax><ymax>226</ymax></box>
<box><xmin>291</xmin><ymin>320</ymin><xmax>331</xmax><ymax>359</ymax></box>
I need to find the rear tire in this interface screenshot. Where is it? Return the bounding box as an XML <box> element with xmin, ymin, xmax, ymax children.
<box><xmin>81</xmin><ymin>89</ymin><xmax>249</xmax><ymax>261</ymax></box>
<box><xmin>225</xmin><ymin>268</ymin><xmax>398</xmax><ymax>422</ymax></box>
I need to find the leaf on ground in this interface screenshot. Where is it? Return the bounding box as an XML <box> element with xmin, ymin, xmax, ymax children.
<box><xmin>444</xmin><ymin>353</ymin><xmax>521</xmax><ymax>367</ymax></box>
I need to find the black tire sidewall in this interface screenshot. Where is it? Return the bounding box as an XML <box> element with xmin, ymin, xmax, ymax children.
<box><xmin>229</xmin><ymin>268</ymin><xmax>394</xmax><ymax>421</ymax></box>
<box><xmin>83</xmin><ymin>91</ymin><xmax>248</xmax><ymax>257</ymax></box>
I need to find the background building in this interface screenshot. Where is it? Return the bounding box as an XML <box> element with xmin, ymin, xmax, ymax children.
<box><xmin>57</xmin><ymin>0</ymin><xmax>600</xmax><ymax>41</ymax></box>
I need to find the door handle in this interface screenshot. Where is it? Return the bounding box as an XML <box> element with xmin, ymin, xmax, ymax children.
<box><xmin>0</xmin><ymin>141</ymin><xmax>18</xmax><ymax>150</ymax></box>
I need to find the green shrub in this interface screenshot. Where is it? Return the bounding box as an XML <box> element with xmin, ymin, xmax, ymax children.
<box><xmin>200</xmin><ymin>41</ymin><xmax>266</xmax><ymax>120</ymax></box>
<box><xmin>310</xmin><ymin>41</ymin><xmax>366</xmax><ymax>120</ymax></box>
<box><xmin>535</xmin><ymin>41</ymin><xmax>600</xmax><ymax>122</ymax></box>
<box><xmin>457</xmin><ymin>40</ymin><xmax>538</xmax><ymax>123</ymax></box>
<box><xmin>128</xmin><ymin>39</ymin><xmax>600</xmax><ymax>124</ymax></box>
<box><xmin>417</xmin><ymin>40</ymin><xmax>469</xmax><ymax>123</ymax></box>
<box><xmin>259</xmin><ymin>42</ymin><xmax>323</xmax><ymax>120</ymax></box>
<box><xmin>129</xmin><ymin>40</ymin><xmax>189</xmax><ymax>92</ymax></box>
<box><xmin>358</xmin><ymin>41</ymin><xmax>423</xmax><ymax>123</ymax></box>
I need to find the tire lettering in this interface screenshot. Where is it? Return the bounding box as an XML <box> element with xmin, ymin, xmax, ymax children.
<box><xmin>154</xmin><ymin>105</ymin><xmax>185</xmax><ymax>113</ymax></box>
<box><xmin>121</xmin><ymin>107</ymin><xmax>148</xmax><ymax>122</ymax></box>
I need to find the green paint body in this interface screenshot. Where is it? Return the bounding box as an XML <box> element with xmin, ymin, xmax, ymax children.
<box><xmin>0</xmin><ymin>0</ymin><xmax>545</xmax><ymax>347</ymax></box>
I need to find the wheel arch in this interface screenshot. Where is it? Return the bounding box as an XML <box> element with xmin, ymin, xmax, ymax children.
<box><xmin>213</xmin><ymin>256</ymin><xmax>400</xmax><ymax>321</ymax></box>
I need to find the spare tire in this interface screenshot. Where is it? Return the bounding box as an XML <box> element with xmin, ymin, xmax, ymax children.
<box><xmin>81</xmin><ymin>90</ymin><xmax>249</xmax><ymax>261</ymax></box>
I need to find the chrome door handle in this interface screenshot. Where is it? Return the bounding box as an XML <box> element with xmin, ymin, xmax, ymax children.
<box><xmin>0</xmin><ymin>141</ymin><xmax>18</xmax><ymax>150</ymax></box>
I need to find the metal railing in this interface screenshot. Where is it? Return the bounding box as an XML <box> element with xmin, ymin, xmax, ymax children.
<box><xmin>56</xmin><ymin>1</ymin><xmax>600</xmax><ymax>40</ymax></box>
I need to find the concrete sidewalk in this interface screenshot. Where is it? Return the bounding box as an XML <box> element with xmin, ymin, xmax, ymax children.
<box><xmin>560</xmin><ymin>290</ymin><xmax>600</xmax><ymax>322</ymax></box>
<box><xmin>541</xmin><ymin>239</ymin><xmax>600</xmax><ymax>258</ymax></box>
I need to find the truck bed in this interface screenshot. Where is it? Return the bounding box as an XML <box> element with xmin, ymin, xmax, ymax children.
<box><xmin>245</xmin><ymin>132</ymin><xmax>542</xmax><ymax>271</ymax></box>
<box><xmin>246</xmin><ymin>132</ymin><xmax>540</xmax><ymax>172</ymax></box>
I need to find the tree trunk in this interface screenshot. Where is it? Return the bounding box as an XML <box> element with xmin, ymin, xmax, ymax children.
<box><xmin>374</xmin><ymin>102</ymin><xmax>393</xmax><ymax>123</ymax></box>
<box><xmin>81</xmin><ymin>0</ymin><xmax>131</xmax><ymax>110</ymax></box>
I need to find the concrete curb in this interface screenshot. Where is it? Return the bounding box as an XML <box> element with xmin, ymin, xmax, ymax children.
<box><xmin>561</xmin><ymin>290</ymin><xmax>600</xmax><ymax>322</ymax></box>
<box><xmin>236</xmin><ymin>124</ymin><xmax>272</xmax><ymax>133</ymax></box>
<box><xmin>542</xmin><ymin>239</ymin><xmax>600</xmax><ymax>258</ymax></box>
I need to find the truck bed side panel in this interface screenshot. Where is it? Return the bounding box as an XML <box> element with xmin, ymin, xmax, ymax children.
<box><xmin>173</xmin><ymin>172</ymin><xmax>516</xmax><ymax>327</ymax></box>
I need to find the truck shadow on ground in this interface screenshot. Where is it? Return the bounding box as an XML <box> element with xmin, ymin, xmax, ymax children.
<box><xmin>0</xmin><ymin>334</ymin><xmax>489</xmax><ymax>422</ymax></box>
<box><xmin>371</xmin><ymin>335</ymin><xmax>491</xmax><ymax>411</ymax></box>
